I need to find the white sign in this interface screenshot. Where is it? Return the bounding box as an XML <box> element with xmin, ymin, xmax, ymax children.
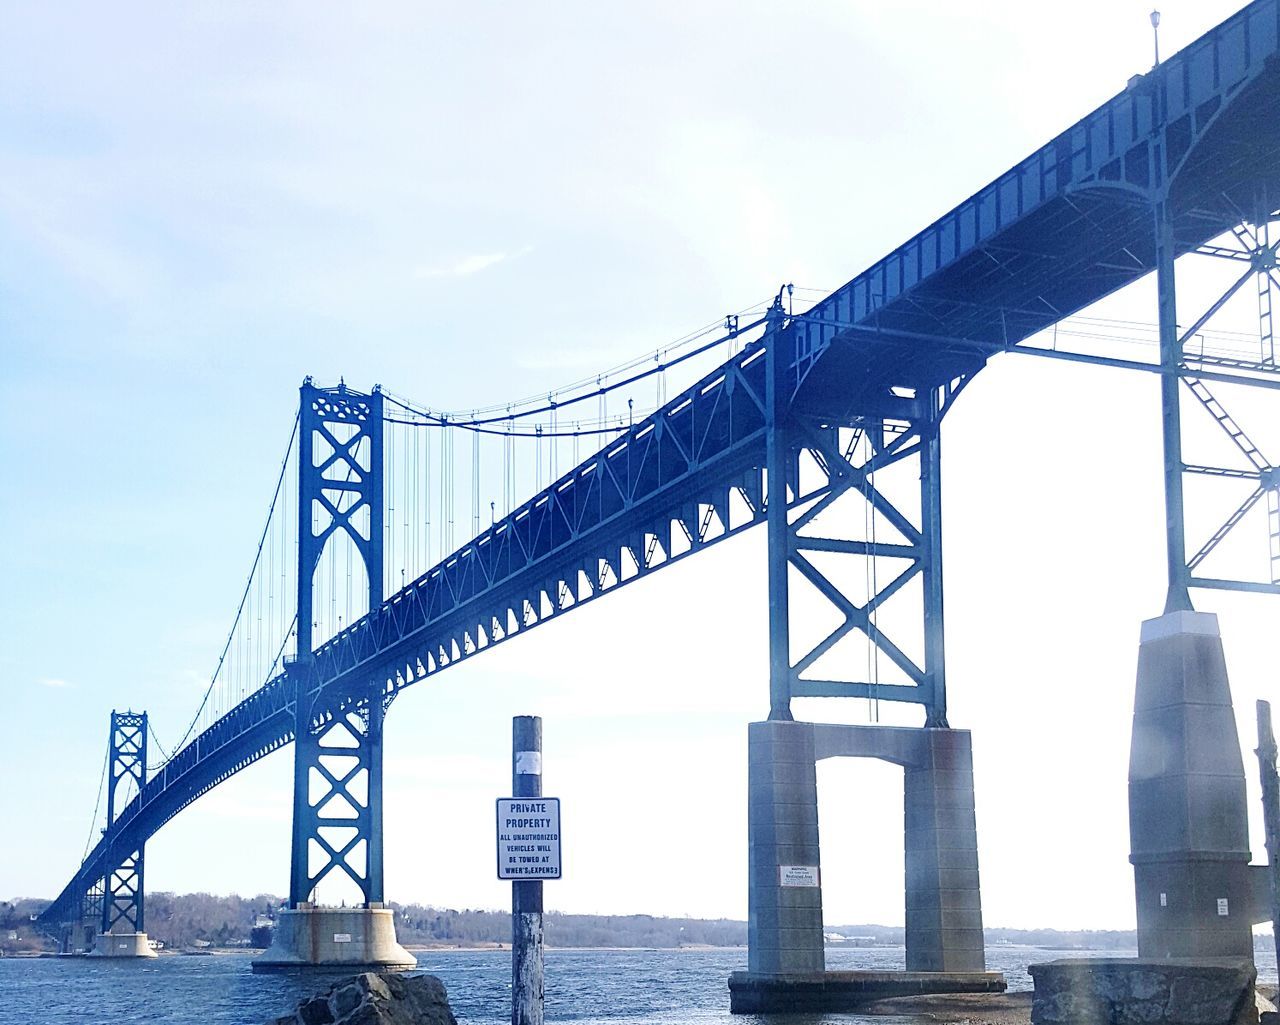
<box><xmin>1159</xmin><ymin>893</ymin><xmax>1167</xmax><ymax>907</ymax></box>
<box><xmin>779</xmin><ymin>865</ymin><xmax>820</xmax><ymax>888</ymax></box>
<box><xmin>333</xmin><ymin>933</ymin><xmax>352</xmax><ymax>943</ymax></box>
<box><xmin>497</xmin><ymin>797</ymin><xmax>561</xmax><ymax>879</ymax></box>
<box><xmin>1217</xmin><ymin>898</ymin><xmax>1229</xmax><ymax>917</ymax></box>
<box><xmin>515</xmin><ymin>751</ymin><xmax>543</xmax><ymax>775</ymax></box>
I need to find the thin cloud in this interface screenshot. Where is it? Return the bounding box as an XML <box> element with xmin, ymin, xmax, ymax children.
<box><xmin>414</xmin><ymin>244</ymin><xmax>532</xmax><ymax>279</ymax></box>
<box><xmin>39</xmin><ymin>677</ymin><xmax>71</xmax><ymax>689</ymax></box>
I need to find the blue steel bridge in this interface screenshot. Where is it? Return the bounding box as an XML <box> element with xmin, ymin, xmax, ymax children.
<box><xmin>41</xmin><ymin>0</ymin><xmax>1280</xmax><ymax>950</ymax></box>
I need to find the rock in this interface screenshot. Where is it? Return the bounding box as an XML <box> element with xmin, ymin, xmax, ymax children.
<box><xmin>269</xmin><ymin>972</ymin><xmax>457</xmax><ymax>1025</ymax></box>
<box><xmin>1029</xmin><ymin>959</ymin><xmax>1257</xmax><ymax>1025</ymax></box>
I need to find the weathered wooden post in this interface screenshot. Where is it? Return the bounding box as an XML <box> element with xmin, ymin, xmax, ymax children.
<box><xmin>1256</xmin><ymin>700</ymin><xmax>1280</xmax><ymax>973</ymax></box>
<box><xmin>500</xmin><ymin>715</ymin><xmax>561</xmax><ymax>1025</ymax></box>
<box><xmin>512</xmin><ymin>716</ymin><xmax>543</xmax><ymax>1025</ymax></box>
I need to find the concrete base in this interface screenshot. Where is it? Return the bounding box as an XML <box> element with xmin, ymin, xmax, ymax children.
<box><xmin>252</xmin><ymin>907</ymin><xmax>416</xmax><ymax>972</ymax></box>
<box><xmin>728</xmin><ymin>969</ymin><xmax>1007</xmax><ymax>1014</ymax></box>
<box><xmin>746</xmin><ymin>720</ymin><xmax>987</xmax><ymax>976</ymax></box>
<box><xmin>1130</xmin><ymin>611</ymin><xmax>1255</xmax><ymax>960</ymax></box>
<box><xmin>88</xmin><ymin>932</ymin><xmax>157</xmax><ymax>958</ymax></box>
<box><xmin>1030</xmin><ymin>958</ymin><xmax>1257</xmax><ymax>1025</ymax></box>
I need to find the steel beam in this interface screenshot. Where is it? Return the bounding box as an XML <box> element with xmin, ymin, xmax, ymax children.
<box><xmin>765</xmin><ymin>299</ymin><xmax>794</xmax><ymax>722</ymax></box>
<box><xmin>1155</xmin><ymin>200</ymin><xmax>1193</xmax><ymax>612</ymax></box>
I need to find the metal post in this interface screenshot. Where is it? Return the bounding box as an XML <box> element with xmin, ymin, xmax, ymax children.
<box><xmin>288</xmin><ymin>661</ymin><xmax>315</xmax><ymax>908</ymax></box>
<box><xmin>290</xmin><ymin>381</ymin><xmax>320</xmax><ymax>905</ymax></box>
<box><xmin>764</xmin><ymin>300</ymin><xmax>793</xmax><ymax>721</ymax></box>
<box><xmin>365</xmin><ymin>388</ymin><xmax>385</xmax><ymax>907</ymax></box>
<box><xmin>367</xmin><ymin>692</ymin><xmax>386</xmax><ymax>904</ymax></box>
<box><xmin>1155</xmin><ymin>201</ymin><xmax>1193</xmax><ymax>613</ymax></box>
<box><xmin>512</xmin><ymin>715</ymin><xmax>544</xmax><ymax>1025</ymax></box>
<box><xmin>920</xmin><ymin>387</ymin><xmax>949</xmax><ymax>728</ymax></box>
<box><xmin>1256</xmin><ymin>700</ymin><xmax>1280</xmax><ymax>972</ymax></box>
<box><xmin>291</xmin><ymin>381</ymin><xmax>317</xmax><ymax>908</ymax></box>
<box><xmin>296</xmin><ymin>379</ymin><xmax>317</xmax><ymax>661</ymax></box>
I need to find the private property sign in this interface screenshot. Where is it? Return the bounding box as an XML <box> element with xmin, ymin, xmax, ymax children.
<box><xmin>497</xmin><ymin>797</ymin><xmax>562</xmax><ymax>879</ymax></box>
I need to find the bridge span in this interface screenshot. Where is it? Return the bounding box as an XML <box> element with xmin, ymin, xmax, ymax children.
<box><xmin>41</xmin><ymin>0</ymin><xmax>1280</xmax><ymax>992</ymax></box>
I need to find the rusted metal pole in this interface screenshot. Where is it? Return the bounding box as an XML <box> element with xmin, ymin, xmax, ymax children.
<box><xmin>1256</xmin><ymin>700</ymin><xmax>1280</xmax><ymax>972</ymax></box>
<box><xmin>512</xmin><ymin>716</ymin><xmax>544</xmax><ymax>1025</ymax></box>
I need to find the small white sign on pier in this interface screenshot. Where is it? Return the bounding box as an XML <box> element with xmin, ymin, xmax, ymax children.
<box><xmin>779</xmin><ymin>865</ymin><xmax>820</xmax><ymax>888</ymax></box>
<box><xmin>497</xmin><ymin>797</ymin><xmax>561</xmax><ymax>880</ymax></box>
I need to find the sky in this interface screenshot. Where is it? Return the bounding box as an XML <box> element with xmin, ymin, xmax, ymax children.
<box><xmin>2</xmin><ymin>0</ymin><xmax>1276</xmax><ymax>933</ymax></box>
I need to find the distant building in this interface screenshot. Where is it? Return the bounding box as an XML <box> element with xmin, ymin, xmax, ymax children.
<box><xmin>824</xmin><ymin>933</ymin><xmax>878</xmax><ymax>946</ymax></box>
<box><xmin>4</xmin><ymin>930</ymin><xmax>17</xmax><ymax>941</ymax></box>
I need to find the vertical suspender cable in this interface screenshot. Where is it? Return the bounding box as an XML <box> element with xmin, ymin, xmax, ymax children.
<box><xmin>550</xmin><ymin>395</ymin><xmax>557</xmax><ymax>482</ymax></box>
<box><xmin>385</xmin><ymin>419</ymin><xmax>394</xmax><ymax>590</ymax></box>
<box><xmin>430</xmin><ymin>414</ymin><xmax>435</xmax><ymax>568</ymax></box>
<box><xmin>472</xmin><ymin>416</ymin><xmax>480</xmax><ymax>539</ymax></box>
<box><xmin>402</xmin><ymin>417</ymin><xmax>410</xmax><ymax>580</ymax></box>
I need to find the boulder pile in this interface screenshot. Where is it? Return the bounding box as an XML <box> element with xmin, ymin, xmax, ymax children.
<box><xmin>268</xmin><ymin>972</ymin><xmax>457</xmax><ymax>1025</ymax></box>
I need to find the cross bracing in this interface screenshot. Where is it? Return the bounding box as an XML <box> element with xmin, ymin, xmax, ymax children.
<box><xmin>41</xmin><ymin>0</ymin><xmax>1280</xmax><ymax>927</ymax></box>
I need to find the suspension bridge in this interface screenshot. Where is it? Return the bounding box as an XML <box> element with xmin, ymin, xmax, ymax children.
<box><xmin>36</xmin><ymin>0</ymin><xmax>1280</xmax><ymax>1004</ymax></box>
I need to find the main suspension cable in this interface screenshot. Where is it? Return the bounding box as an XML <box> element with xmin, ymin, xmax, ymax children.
<box><xmin>81</xmin><ymin>745</ymin><xmax>110</xmax><ymax>860</ymax></box>
<box><xmin>382</xmin><ymin>312</ymin><xmax>769</xmax><ymax>432</ymax></box>
<box><xmin>150</xmin><ymin>414</ymin><xmax>300</xmax><ymax>769</ymax></box>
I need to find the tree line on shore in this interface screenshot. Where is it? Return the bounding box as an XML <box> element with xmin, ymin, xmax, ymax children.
<box><xmin>4</xmin><ymin>892</ymin><xmax>1153</xmax><ymax>953</ymax></box>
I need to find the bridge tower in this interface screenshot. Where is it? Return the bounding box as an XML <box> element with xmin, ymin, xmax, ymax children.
<box><xmin>732</xmin><ymin>301</ymin><xmax>999</xmax><ymax>1012</ymax></box>
<box><xmin>255</xmin><ymin>379</ymin><xmax>414</xmax><ymax>970</ymax></box>
<box><xmin>88</xmin><ymin>710</ymin><xmax>157</xmax><ymax>958</ymax></box>
<box><xmin>1126</xmin><ymin>192</ymin><xmax>1279</xmax><ymax>960</ymax></box>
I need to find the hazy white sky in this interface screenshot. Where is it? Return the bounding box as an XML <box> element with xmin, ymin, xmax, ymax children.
<box><xmin>3</xmin><ymin>0</ymin><xmax>1276</xmax><ymax>933</ymax></box>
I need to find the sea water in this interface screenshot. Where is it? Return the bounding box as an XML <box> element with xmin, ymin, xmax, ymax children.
<box><xmin>0</xmin><ymin>944</ymin><xmax>1275</xmax><ymax>1025</ymax></box>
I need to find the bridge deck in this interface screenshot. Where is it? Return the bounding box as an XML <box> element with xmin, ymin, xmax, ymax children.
<box><xmin>793</xmin><ymin>0</ymin><xmax>1280</xmax><ymax>418</ymax></box>
<box><xmin>43</xmin><ymin>0</ymin><xmax>1280</xmax><ymax>925</ymax></box>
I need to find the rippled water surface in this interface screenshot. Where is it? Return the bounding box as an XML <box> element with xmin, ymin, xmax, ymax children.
<box><xmin>1</xmin><ymin>944</ymin><xmax>1274</xmax><ymax>1025</ymax></box>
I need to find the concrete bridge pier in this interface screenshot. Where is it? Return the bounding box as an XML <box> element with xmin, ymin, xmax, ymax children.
<box><xmin>1129</xmin><ymin>609</ymin><xmax>1256</xmax><ymax>959</ymax></box>
<box><xmin>89</xmin><ymin>932</ymin><xmax>157</xmax><ymax>958</ymax></box>
<box><xmin>1024</xmin><ymin>611</ymin><xmax>1265</xmax><ymax>1023</ymax></box>
<box><xmin>746</xmin><ymin>720</ymin><xmax>823</xmax><ymax>976</ymax></box>
<box><xmin>254</xmin><ymin>903</ymin><xmax>412</xmax><ymax>970</ymax></box>
<box><xmin>732</xmin><ymin>719</ymin><xmax>1003</xmax><ymax>1013</ymax></box>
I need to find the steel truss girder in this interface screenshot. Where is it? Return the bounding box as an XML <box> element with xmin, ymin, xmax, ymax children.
<box><xmin>306</xmin><ymin>343</ymin><xmax>775</xmax><ymax>709</ymax></box>
<box><xmin>101</xmin><ymin>711</ymin><xmax>147</xmax><ymax>936</ymax></box>
<box><xmin>82</xmin><ymin>880</ymin><xmax>103</xmax><ymax>926</ymax></box>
